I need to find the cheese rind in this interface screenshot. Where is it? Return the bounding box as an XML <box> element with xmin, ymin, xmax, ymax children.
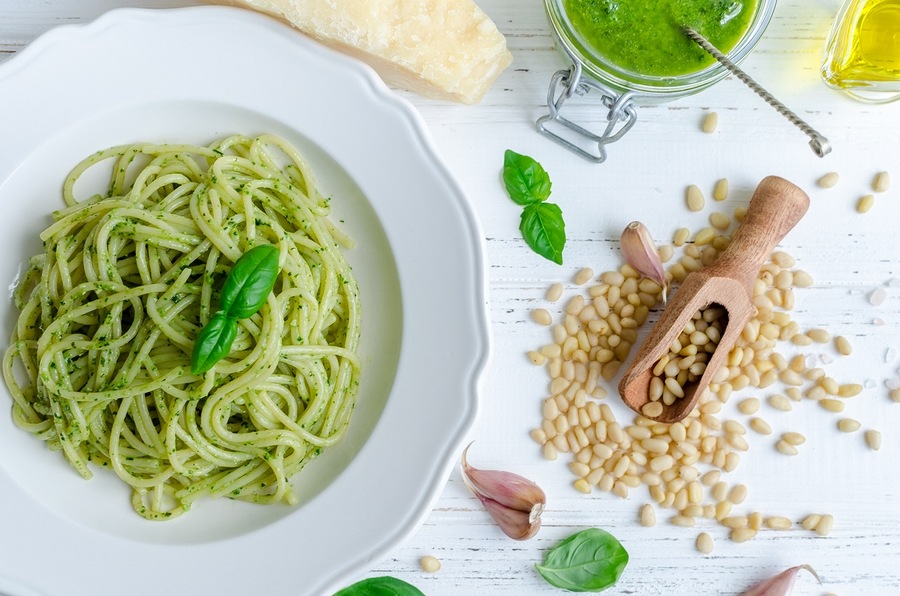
<box><xmin>227</xmin><ymin>0</ymin><xmax>513</xmax><ymax>104</ymax></box>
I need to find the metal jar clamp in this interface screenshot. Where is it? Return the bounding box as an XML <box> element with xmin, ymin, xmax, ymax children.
<box><xmin>536</xmin><ymin>45</ymin><xmax>639</xmax><ymax>163</ymax></box>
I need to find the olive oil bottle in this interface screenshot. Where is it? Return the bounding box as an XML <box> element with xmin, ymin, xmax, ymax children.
<box><xmin>821</xmin><ymin>0</ymin><xmax>900</xmax><ymax>102</ymax></box>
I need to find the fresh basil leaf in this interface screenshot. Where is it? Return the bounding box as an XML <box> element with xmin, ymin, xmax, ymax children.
<box><xmin>220</xmin><ymin>244</ymin><xmax>280</xmax><ymax>319</ymax></box>
<box><xmin>520</xmin><ymin>202</ymin><xmax>566</xmax><ymax>265</ymax></box>
<box><xmin>535</xmin><ymin>528</ymin><xmax>629</xmax><ymax>592</ymax></box>
<box><xmin>503</xmin><ymin>149</ymin><xmax>552</xmax><ymax>206</ymax></box>
<box><xmin>190</xmin><ymin>312</ymin><xmax>238</xmax><ymax>375</ymax></box>
<box><xmin>332</xmin><ymin>576</ymin><xmax>425</xmax><ymax>596</ymax></box>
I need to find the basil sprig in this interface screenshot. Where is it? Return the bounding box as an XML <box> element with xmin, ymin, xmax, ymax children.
<box><xmin>190</xmin><ymin>244</ymin><xmax>280</xmax><ymax>374</ymax></box>
<box><xmin>332</xmin><ymin>576</ymin><xmax>425</xmax><ymax>595</ymax></box>
<box><xmin>535</xmin><ymin>528</ymin><xmax>629</xmax><ymax>592</ymax></box>
<box><xmin>502</xmin><ymin>149</ymin><xmax>566</xmax><ymax>265</ymax></box>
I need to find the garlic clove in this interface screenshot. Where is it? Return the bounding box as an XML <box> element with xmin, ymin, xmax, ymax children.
<box><xmin>741</xmin><ymin>564</ymin><xmax>820</xmax><ymax>596</ymax></box>
<box><xmin>620</xmin><ymin>221</ymin><xmax>668</xmax><ymax>302</ymax></box>
<box><xmin>480</xmin><ymin>495</ymin><xmax>543</xmax><ymax>540</ymax></box>
<box><xmin>460</xmin><ymin>443</ymin><xmax>545</xmax><ymax>541</ymax></box>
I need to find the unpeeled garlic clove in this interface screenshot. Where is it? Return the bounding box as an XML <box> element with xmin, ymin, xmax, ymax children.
<box><xmin>460</xmin><ymin>443</ymin><xmax>545</xmax><ymax>540</ymax></box>
<box><xmin>620</xmin><ymin>221</ymin><xmax>668</xmax><ymax>302</ymax></box>
<box><xmin>741</xmin><ymin>564</ymin><xmax>820</xmax><ymax>596</ymax></box>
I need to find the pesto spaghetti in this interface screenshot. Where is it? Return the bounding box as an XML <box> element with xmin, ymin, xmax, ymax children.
<box><xmin>2</xmin><ymin>134</ymin><xmax>361</xmax><ymax>520</ymax></box>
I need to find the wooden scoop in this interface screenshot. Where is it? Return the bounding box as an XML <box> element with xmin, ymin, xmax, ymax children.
<box><xmin>618</xmin><ymin>176</ymin><xmax>810</xmax><ymax>423</ymax></box>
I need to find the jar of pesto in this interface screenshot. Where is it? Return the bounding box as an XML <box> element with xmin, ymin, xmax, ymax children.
<box><xmin>538</xmin><ymin>0</ymin><xmax>777</xmax><ymax>162</ymax></box>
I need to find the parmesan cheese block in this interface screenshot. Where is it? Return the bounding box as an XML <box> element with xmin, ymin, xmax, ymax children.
<box><xmin>225</xmin><ymin>0</ymin><xmax>513</xmax><ymax>104</ymax></box>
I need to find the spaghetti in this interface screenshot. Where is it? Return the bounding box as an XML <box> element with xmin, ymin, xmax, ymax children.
<box><xmin>3</xmin><ymin>134</ymin><xmax>362</xmax><ymax>520</ymax></box>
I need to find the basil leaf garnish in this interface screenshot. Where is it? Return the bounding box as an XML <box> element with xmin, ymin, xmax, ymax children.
<box><xmin>535</xmin><ymin>528</ymin><xmax>629</xmax><ymax>592</ymax></box>
<box><xmin>332</xmin><ymin>576</ymin><xmax>425</xmax><ymax>596</ymax></box>
<box><xmin>503</xmin><ymin>149</ymin><xmax>552</xmax><ymax>206</ymax></box>
<box><xmin>190</xmin><ymin>244</ymin><xmax>281</xmax><ymax>374</ymax></box>
<box><xmin>219</xmin><ymin>244</ymin><xmax>280</xmax><ymax>319</ymax></box>
<box><xmin>190</xmin><ymin>312</ymin><xmax>238</xmax><ymax>375</ymax></box>
<box><xmin>520</xmin><ymin>202</ymin><xmax>566</xmax><ymax>265</ymax></box>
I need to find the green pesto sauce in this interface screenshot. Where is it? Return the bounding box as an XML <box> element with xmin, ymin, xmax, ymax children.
<box><xmin>564</xmin><ymin>0</ymin><xmax>758</xmax><ymax>77</ymax></box>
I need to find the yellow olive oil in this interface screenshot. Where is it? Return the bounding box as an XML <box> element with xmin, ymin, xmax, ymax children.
<box><xmin>822</xmin><ymin>0</ymin><xmax>900</xmax><ymax>101</ymax></box>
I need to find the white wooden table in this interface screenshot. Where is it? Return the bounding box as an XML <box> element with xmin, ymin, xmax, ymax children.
<box><xmin>2</xmin><ymin>1</ymin><xmax>899</xmax><ymax>595</ymax></box>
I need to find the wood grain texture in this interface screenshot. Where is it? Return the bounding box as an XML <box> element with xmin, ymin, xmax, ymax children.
<box><xmin>2</xmin><ymin>1</ymin><xmax>899</xmax><ymax>595</ymax></box>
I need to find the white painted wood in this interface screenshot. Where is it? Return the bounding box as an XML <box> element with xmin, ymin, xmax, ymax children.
<box><xmin>2</xmin><ymin>1</ymin><xmax>899</xmax><ymax>594</ymax></box>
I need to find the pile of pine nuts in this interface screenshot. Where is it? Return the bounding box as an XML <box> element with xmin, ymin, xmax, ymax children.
<box><xmin>528</xmin><ymin>207</ymin><xmax>882</xmax><ymax>554</ymax></box>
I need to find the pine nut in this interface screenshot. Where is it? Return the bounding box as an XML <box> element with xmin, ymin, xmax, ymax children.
<box><xmin>420</xmin><ymin>555</ymin><xmax>441</xmax><ymax>573</ymax></box>
<box><xmin>792</xmin><ymin>270</ymin><xmax>814</xmax><ymax>287</ymax></box>
<box><xmin>891</xmin><ymin>388</ymin><xmax>900</xmax><ymax>403</ymax></box>
<box><xmin>696</xmin><ymin>532</ymin><xmax>714</xmax><ymax>554</ymax></box>
<box><xmin>574</xmin><ymin>267</ymin><xmax>594</xmax><ymax>285</ymax></box>
<box><xmin>713</xmin><ymin>178</ymin><xmax>728</xmax><ymax>201</ymax></box>
<box><xmin>686</xmin><ymin>185</ymin><xmax>705</xmax><ymax>212</ymax></box>
<box><xmin>815</xmin><ymin>514</ymin><xmax>834</xmax><ymax>536</ymax></box>
<box><xmin>807</xmin><ymin>328</ymin><xmax>830</xmax><ymax>343</ymax></box>
<box><xmin>857</xmin><ymin>194</ymin><xmax>875</xmax><ymax>213</ymax></box>
<box><xmin>729</xmin><ymin>484</ymin><xmax>748</xmax><ymax>505</ymax></box>
<box><xmin>768</xmin><ymin>394</ymin><xmax>792</xmax><ymax>411</ymax></box>
<box><xmin>801</xmin><ymin>514</ymin><xmax>821</xmax><ymax>530</ymax></box>
<box><xmin>776</xmin><ymin>440</ymin><xmax>798</xmax><ymax>456</ymax></box>
<box><xmin>702</xmin><ymin>111</ymin><xmax>718</xmax><ymax>133</ymax></box>
<box><xmin>709</xmin><ymin>212</ymin><xmax>730</xmax><ymax>231</ymax></box>
<box><xmin>837</xmin><ymin>418</ymin><xmax>861</xmax><ymax>432</ymax></box>
<box><xmin>731</xmin><ymin>528</ymin><xmax>757</xmax><ymax>543</ymax></box>
<box><xmin>749</xmin><ymin>417</ymin><xmax>772</xmax><ymax>435</ymax></box>
<box><xmin>640</xmin><ymin>503</ymin><xmax>656</xmax><ymax>527</ymax></box>
<box><xmin>722</xmin><ymin>515</ymin><xmax>748</xmax><ymax>529</ymax></box>
<box><xmin>671</xmin><ymin>515</ymin><xmax>695</xmax><ymax>527</ymax></box>
<box><xmin>738</xmin><ymin>397</ymin><xmax>760</xmax><ymax>415</ymax></box>
<box><xmin>532</xmin><ymin>308</ymin><xmax>552</xmax><ymax>326</ymax></box>
<box><xmin>838</xmin><ymin>383</ymin><xmax>862</xmax><ymax>397</ymax></box>
<box><xmin>546</xmin><ymin>283</ymin><xmax>564</xmax><ymax>302</ymax></box>
<box><xmin>834</xmin><ymin>335</ymin><xmax>852</xmax><ymax>356</ymax></box>
<box><xmin>817</xmin><ymin>172</ymin><xmax>839</xmax><ymax>188</ymax></box>
<box><xmin>819</xmin><ymin>398</ymin><xmax>845</xmax><ymax>413</ymax></box>
<box><xmin>782</xmin><ymin>432</ymin><xmax>806</xmax><ymax>446</ymax></box>
<box><xmin>694</xmin><ymin>227</ymin><xmax>716</xmax><ymax>246</ymax></box>
<box><xmin>641</xmin><ymin>401</ymin><xmax>664</xmax><ymax>418</ymax></box>
<box><xmin>866</xmin><ymin>429</ymin><xmax>882</xmax><ymax>450</ymax></box>
<box><xmin>673</xmin><ymin>227</ymin><xmax>690</xmax><ymax>246</ymax></box>
<box><xmin>765</xmin><ymin>516</ymin><xmax>792</xmax><ymax>530</ymax></box>
<box><xmin>873</xmin><ymin>171</ymin><xmax>891</xmax><ymax>193</ymax></box>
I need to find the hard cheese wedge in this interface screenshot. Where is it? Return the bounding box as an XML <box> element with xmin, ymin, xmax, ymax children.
<box><xmin>228</xmin><ymin>0</ymin><xmax>513</xmax><ymax>104</ymax></box>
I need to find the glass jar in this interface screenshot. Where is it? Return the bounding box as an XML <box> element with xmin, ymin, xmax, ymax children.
<box><xmin>821</xmin><ymin>0</ymin><xmax>900</xmax><ymax>103</ymax></box>
<box><xmin>537</xmin><ymin>0</ymin><xmax>778</xmax><ymax>162</ymax></box>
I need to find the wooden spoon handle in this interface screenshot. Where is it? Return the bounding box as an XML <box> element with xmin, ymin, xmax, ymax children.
<box><xmin>705</xmin><ymin>176</ymin><xmax>810</xmax><ymax>290</ymax></box>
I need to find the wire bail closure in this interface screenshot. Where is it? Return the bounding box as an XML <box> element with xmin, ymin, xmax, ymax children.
<box><xmin>536</xmin><ymin>60</ymin><xmax>638</xmax><ymax>163</ymax></box>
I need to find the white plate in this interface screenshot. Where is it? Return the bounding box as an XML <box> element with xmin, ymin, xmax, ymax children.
<box><xmin>0</xmin><ymin>7</ymin><xmax>489</xmax><ymax>596</ymax></box>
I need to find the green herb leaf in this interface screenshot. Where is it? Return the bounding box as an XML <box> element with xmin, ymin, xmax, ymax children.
<box><xmin>190</xmin><ymin>312</ymin><xmax>238</xmax><ymax>375</ymax></box>
<box><xmin>535</xmin><ymin>528</ymin><xmax>629</xmax><ymax>592</ymax></box>
<box><xmin>220</xmin><ymin>244</ymin><xmax>281</xmax><ymax>319</ymax></box>
<box><xmin>332</xmin><ymin>576</ymin><xmax>425</xmax><ymax>596</ymax></box>
<box><xmin>503</xmin><ymin>149</ymin><xmax>552</xmax><ymax>206</ymax></box>
<box><xmin>520</xmin><ymin>202</ymin><xmax>566</xmax><ymax>265</ymax></box>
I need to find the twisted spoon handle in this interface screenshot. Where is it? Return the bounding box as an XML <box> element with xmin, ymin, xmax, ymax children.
<box><xmin>683</xmin><ymin>26</ymin><xmax>832</xmax><ymax>158</ymax></box>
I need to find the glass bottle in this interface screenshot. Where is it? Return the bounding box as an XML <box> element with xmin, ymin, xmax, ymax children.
<box><xmin>821</xmin><ymin>0</ymin><xmax>900</xmax><ymax>103</ymax></box>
